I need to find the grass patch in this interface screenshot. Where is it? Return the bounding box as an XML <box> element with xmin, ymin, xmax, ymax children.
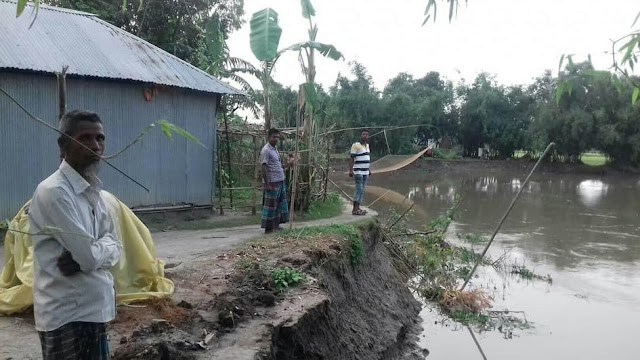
<box><xmin>350</xmin><ymin>236</ymin><xmax>364</xmax><ymax>267</ymax></box>
<box><xmin>460</xmin><ymin>233</ymin><xmax>487</xmax><ymax>245</ymax></box>
<box><xmin>509</xmin><ymin>263</ymin><xmax>552</xmax><ymax>283</ymax></box>
<box><xmin>270</xmin><ymin>222</ymin><xmax>369</xmax><ymax>268</ymax></box>
<box><xmin>580</xmin><ymin>152</ymin><xmax>607</xmax><ymax>166</ymax></box>
<box><xmin>432</xmin><ymin>147</ymin><xmax>462</xmax><ymax>160</ymax></box>
<box><xmin>449</xmin><ymin>310</ymin><xmax>492</xmax><ymax>328</ymax></box>
<box><xmin>271</xmin><ymin>267</ymin><xmax>306</xmax><ymax>292</ymax></box>
<box><xmin>235</xmin><ymin>258</ymin><xmax>257</xmax><ymax>271</ymax></box>
<box><xmin>276</xmin><ymin>223</ymin><xmax>360</xmax><ymax>241</ymax></box>
<box><xmin>301</xmin><ymin>193</ymin><xmax>344</xmax><ymax>221</ymax></box>
<box><xmin>145</xmin><ymin>213</ymin><xmax>261</xmax><ymax>232</ymax></box>
<box><xmin>146</xmin><ymin>193</ymin><xmax>345</xmax><ymax>233</ymax></box>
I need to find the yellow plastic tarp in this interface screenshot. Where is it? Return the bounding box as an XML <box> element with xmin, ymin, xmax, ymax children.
<box><xmin>0</xmin><ymin>191</ymin><xmax>175</xmax><ymax>315</ymax></box>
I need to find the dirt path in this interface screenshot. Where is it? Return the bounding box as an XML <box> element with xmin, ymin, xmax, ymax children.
<box><xmin>0</xmin><ymin>204</ymin><xmax>376</xmax><ymax>359</ymax></box>
<box><xmin>153</xmin><ymin>204</ymin><xmax>377</xmax><ymax>265</ymax></box>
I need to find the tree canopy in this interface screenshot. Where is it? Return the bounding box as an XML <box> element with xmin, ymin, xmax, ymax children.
<box><xmin>44</xmin><ymin>0</ymin><xmax>245</xmax><ymax>66</ymax></box>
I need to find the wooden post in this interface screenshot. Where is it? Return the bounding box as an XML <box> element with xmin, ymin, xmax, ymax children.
<box><xmin>56</xmin><ymin>65</ymin><xmax>69</xmax><ymax>120</ymax></box>
<box><xmin>251</xmin><ymin>135</ymin><xmax>260</xmax><ymax>216</ymax></box>
<box><xmin>323</xmin><ymin>135</ymin><xmax>331</xmax><ymax>201</ymax></box>
<box><xmin>216</xmin><ymin>132</ymin><xmax>224</xmax><ymax>215</ymax></box>
<box><xmin>223</xmin><ymin>112</ymin><xmax>233</xmax><ymax>208</ymax></box>
<box><xmin>289</xmin><ymin>99</ymin><xmax>302</xmax><ymax>229</ymax></box>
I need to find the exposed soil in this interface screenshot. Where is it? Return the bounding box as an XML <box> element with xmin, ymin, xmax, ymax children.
<box><xmin>110</xmin><ymin>221</ymin><xmax>428</xmax><ymax>360</ymax></box>
<box><xmin>266</xmin><ymin>223</ymin><xmax>427</xmax><ymax>360</ymax></box>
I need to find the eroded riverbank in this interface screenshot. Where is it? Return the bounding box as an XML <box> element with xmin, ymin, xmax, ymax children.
<box><xmin>112</xmin><ymin>221</ymin><xmax>426</xmax><ymax>359</ymax></box>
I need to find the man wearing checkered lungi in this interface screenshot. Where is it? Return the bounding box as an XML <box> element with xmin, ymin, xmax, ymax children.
<box><xmin>260</xmin><ymin>128</ymin><xmax>292</xmax><ymax>233</ymax></box>
<box><xmin>29</xmin><ymin>111</ymin><xmax>122</xmax><ymax>359</ymax></box>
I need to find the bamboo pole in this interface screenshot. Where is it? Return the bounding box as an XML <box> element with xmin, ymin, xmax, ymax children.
<box><xmin>460</xmin><ymin>142</ymin><xmax>555</xmax><ymax>291</ymax></box>
<box><xmin>387</xmin><ymin>203</ymin><xmax>415</xmax><ymax>230</ymax></box>
<box><xmin>321</xmin><ymin>124</ymin><xmax>430</xmax><ymax>136</ymax></box>
<box><xmin>328</xmin><ymin>178</ymin><xmax>354</xmax><ymax>202</ymax></box>
<box><xmin>323</xmin><ymin>135</ymin><xmax>331</xmax><ymax>201</ymax></box>
<box><xmin>223</xmin><ymin>112</ymin><xmax>234</xmax><ymax>208</ymax></box>
<box><xmin>216</xmin><ymin>135</ymin><xmax>224</xmax><ymax>215</ymax></box>
<box><xmin>384</xmin><ymin>130</ymin><xmax>391</xmax><ymax>154</ymax></box>
<box><xmin>289</xmin><ymin>105</ymin><xmax>301</xmax><ymax>229</ymax></box>
<box><xmin>367</xmin><ymin>189</ymin><xmax>391</xmax><ymax>208</ymax></box>
<box><xmin>251</xmin><ymin>135</ymin><xmax>260</xmax><ymax>216</ymax></box>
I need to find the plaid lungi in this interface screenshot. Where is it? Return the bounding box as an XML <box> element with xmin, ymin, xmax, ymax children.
<box><xmin>38</xmin><ymin>322</ymin><xmax>110</xmax><ymax>360</ymax></box>
<box><xmin>261</xmin><ymin>181</ymin><xmax>290</xmax><ymax>230</ymax></box>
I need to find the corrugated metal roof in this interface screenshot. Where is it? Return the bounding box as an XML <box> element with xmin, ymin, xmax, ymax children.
<box><xmin>0</xmin><ymin>0</ymin><xmax>241</xmax><ymax>95</ymax></box>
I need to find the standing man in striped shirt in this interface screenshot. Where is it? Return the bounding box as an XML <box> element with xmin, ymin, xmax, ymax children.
<box><xmin>349</xmin><ymin>129</ymin><xmax>370</xmax><ymax>216</ymax></box>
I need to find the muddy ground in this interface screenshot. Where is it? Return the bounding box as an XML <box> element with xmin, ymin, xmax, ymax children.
<box><xmin>1</xmin><ymin>205</ymin><xmax>429</xmax><ymax>359</ymax></box>
<box><xmin>108</xmin><ymin>221</ymin><xmax>426</xmax><ymax>359</ymax></box>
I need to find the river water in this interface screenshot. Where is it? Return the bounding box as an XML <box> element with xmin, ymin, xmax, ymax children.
<box><xmin>350</xmin><ymin>169</ymin><xmax>640</xmax><ymax>360</ymax></box>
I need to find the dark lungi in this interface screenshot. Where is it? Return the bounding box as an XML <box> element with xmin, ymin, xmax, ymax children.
<box><xmin>38</xmin><ymin>321</ymin><xmax>110</xmax><ymax>360</ymax></box>
<box><xmin>261</xmin><ymin>181</ymin><xmax>290</xmax><ymax>230</ymax></box>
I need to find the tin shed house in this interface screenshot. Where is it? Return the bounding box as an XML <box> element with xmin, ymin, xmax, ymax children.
<box><xmin>0</xmin><ymin>1</ymin><xmax>240</xmax><ymax>219</ymax></box>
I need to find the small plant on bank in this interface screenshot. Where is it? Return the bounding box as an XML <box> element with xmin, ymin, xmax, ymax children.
<box><xmin>271</xmin><ymin>267</ymin><xmax>306</xmax><ymax>292</ymax></box>
<box><xmin>460</xmin><ymin>233</ymin><xmax>488</xmax><ymax>245</ymax></box>
<box><xmin>510</xmin><ymin>263</ymin><xmax>553</xmax><ymax>283</ymax></box>
<box><xmin>235</xmin><ymin>258</ymin><xmax>257</xmax><ymax>271</ymax></box>
<box><xmin>350</xmin><ymin>236</ymin><xmax>364</xmax><ymax>267</ymax></box>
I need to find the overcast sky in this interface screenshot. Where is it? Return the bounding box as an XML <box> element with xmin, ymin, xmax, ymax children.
<box><xmin>227</xmin><ymin>0</ymin><xmax>639</xmax><ymax>91</ymax></box>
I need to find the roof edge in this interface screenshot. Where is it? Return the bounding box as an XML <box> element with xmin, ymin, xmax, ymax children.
<box><xmin>90</xmin><ymin>17</ymin><xmax>242</xmax><ymax>95</ymax></box>
<box><xmin>1</xmin><ymin>0</ymin><xmax>95</xmax><ymax>16</ymax></box>
<box><xmin>3</xmin><ymin>0</ymin><xmax>242</xmax><ymax>96</ymax></box>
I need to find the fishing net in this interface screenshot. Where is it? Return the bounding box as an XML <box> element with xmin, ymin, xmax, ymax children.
<box><xmin>369</xmin><ymin>147</ymin><xmax>431</xmax><ymax>174</ymax></box>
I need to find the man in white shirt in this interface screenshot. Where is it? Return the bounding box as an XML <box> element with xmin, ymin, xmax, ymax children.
<box><xmin>29</xmin><ymin>110</ymin><xmax>122</xmax><ymax>359</ymax></box>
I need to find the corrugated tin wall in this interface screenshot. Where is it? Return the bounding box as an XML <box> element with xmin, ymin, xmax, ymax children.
<box><xmin>0</xmin><ymin>71</ymin><xmax>217</xmax><ymax>219</ymax></box>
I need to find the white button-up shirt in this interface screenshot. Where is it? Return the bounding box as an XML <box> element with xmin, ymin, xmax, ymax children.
<box><xmin>29</xmin><ymin>161</ymin><xmax>122</xmax><ymax>332</ymax></box>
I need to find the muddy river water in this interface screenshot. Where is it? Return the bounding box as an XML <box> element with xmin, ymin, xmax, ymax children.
<box><xmin>353</xmin><ymin>169</ymin><xmax>640</xmax><ymax>360</ymax></box>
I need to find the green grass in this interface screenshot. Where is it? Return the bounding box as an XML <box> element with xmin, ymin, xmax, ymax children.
<box><xmin>275</xmin><ymin>223</ymin><xmax>361</xmax><ymax>242</ymax></box>
<box><xmin>510</xmin><ymin>264</ymin><xmax>553</xmax><ymax>283</ymax></box>
<box><xmin>145</xmin><ymin>213</ymin><xmax>261</xmax><ymax>232</ymax></box>
<box><xmin>513</xmin><ymin>150</ymin><xmax>528</xmax><ymax>159</ymax></box>
<box><xmin>432</xmin><ymin>147</ymin><xmax>462</xmax><ymax>160</ymax></box>
<box><xmin>146</xmin><ymin>192</ymin><xmax>345</xmax><ymax>232</ymax></box>
<box><xmin>303</xmin><ymin>193</ymin><xmax>344</xmax><ymax>221</ymax></box>
<box><xmin>449</xmin><ymin>310</ymin><xmax>492</xmax><ymax>328</ymax></box>
<box><xmin>273</xmin><ymin>222</ymin><xmax>367</xmax><ymax>268</ymax></box>
<box><xmin>460</xmin><ymin>233</ymin><xmax>488</xmax><ymax>245</ymax></box>
<box><xmin>580</xmin><ymin>152</ymin><xmax>608</xmax><ymax>166</ymax></box>
<box><xmin>350</xmin><ymin>236</ymin><xmax>364</xmax><ymax>267</ymax></box>
<box><xmin>271</xmin><ymin>267</ymin><xmax>306</xmax><ymax>292</ymax></box>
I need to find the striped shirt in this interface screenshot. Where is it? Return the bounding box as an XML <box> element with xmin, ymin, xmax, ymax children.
<box><xmin>260</xmin><ymin>143</ymin><xmax>285</xmax><ymax>183</ymax></box>
<box><xmin>350</xmin><ymin>142</ymin><xmax>370</xmax><ymax>176</ymax></box>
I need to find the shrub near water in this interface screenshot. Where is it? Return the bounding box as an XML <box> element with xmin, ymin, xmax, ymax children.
<box><xmin>385</xmin><ymin>196</ymin><xmax>494</xmax><ymax>325</ymax></box>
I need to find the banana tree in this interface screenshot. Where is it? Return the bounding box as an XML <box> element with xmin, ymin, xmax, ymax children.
<box><xmin>248</xmin><ymin>5</ymin><xmax>342</xmax><ymax>132</ymax></box>
<box><xmin>285</xmin><ymin>0</ymin><xmax>343</xmax><ymax>210</ymax></box>
<box><xmin>248</xmin><ymin>8</ymin><xmax>284</xmax><ymax>130</ymax></box>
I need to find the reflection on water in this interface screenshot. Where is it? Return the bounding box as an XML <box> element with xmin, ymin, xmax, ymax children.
<box><xmin>577</xmin><ymin>179</ymin><xmax>609</xmax><ymax>207</ymax></box>
<box><xmin>348</xmin><ymin>170</ymin><xmax>640</xmax><ymax>360</ymax></box>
